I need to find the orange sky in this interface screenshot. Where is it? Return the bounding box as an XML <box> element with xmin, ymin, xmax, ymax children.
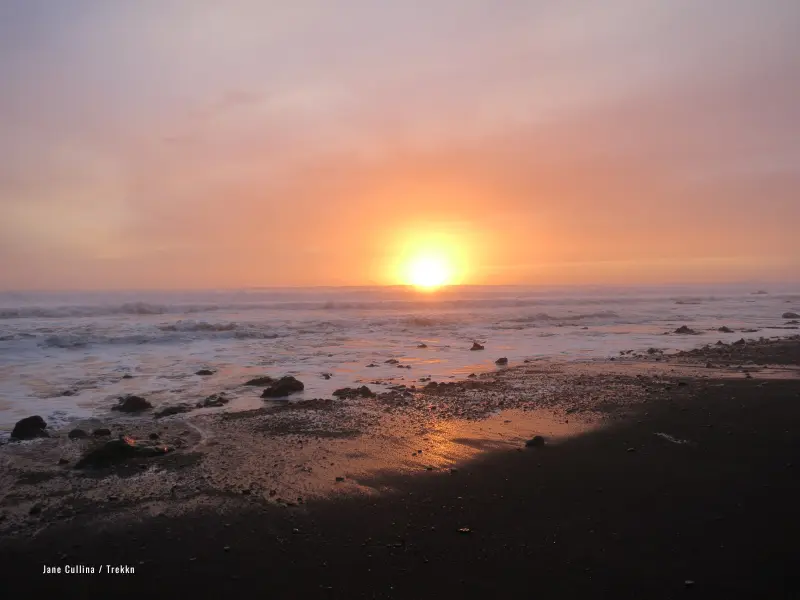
<box><xmin>1</xmin><ymin>1</ymin><xmax>799</xmax><ymax>290</ymax></box>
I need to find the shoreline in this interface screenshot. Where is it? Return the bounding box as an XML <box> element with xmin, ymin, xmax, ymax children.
<box><xmin>1</xmin><ymin>335</ymin><xmax>799</xmax><ymax>596</ymax></box>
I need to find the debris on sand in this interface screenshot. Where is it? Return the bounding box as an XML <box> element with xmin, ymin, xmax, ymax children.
<box><xmin>112</xmin><ymin>395</ymin><xmax>152</xmax><ymax>413</ymax></box>
<box><xmin>471</xmin><ymin>342</ymin><xmax>485</xmax><ymax>351</ymax></box>
<box><xmin>525</xmin><ymin>436</ymin><xmax>545</xmax><ymax>448</ymax></box>
<box><xmin>261</xmin><ymin>376</ymin><xmax>305</xmax><ymax>398</ymax></box>
<box><xmin>11</xmin><ymin>416</ymin><xmax>49</xmax><ymax>440</ymax></box>
<box><xmin>244</xmin><ymin>376</ymin><xmax>274</xmax><ymax>386</ymax></box>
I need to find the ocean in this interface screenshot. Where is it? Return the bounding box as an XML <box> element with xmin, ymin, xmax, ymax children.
<box><xmin>1</xmin><ymin>284</ymin><xmax>798</xmax><ymax>432</ymax></box>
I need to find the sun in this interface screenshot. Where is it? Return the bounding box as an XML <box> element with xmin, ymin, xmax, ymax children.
<box><xmin>407</xmin><ymin>254</ymin><xmax>452</xmax><ymax>289</ymax></box>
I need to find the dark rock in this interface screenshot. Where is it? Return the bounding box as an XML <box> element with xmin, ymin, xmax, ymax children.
<box><xmin>333</xmin><ymin>386</ymin><xmax>375</xmax><ymax>399</ymax></box>
<box><xmin>58</xmin><ymin>458</ymin><xmax>69</xmax><ymax>465</ymax></box>
<box><xmin>61</xmin><ymin>390</ymin><xmax>77</xmax><ymax>397</ymax></box>
<box><xmin>787</xmin><ymin>320</ymin><xmax>800</xmax><ymax>325</ymax></box>
<box><xmin>674</xmin><ymin>325</ymin><xmax>696</xmax><ymax>334</ymax></box>
<box><xmin>468</xmin><ymin>373</ymin><xmax>477</xmax><ymax>378</ymax></box>
<box><xmin>782</xmin><ymin>312</ymin><xmax>800</xmax><ymax>319</ymax></box>
<box><xmin>261</xmin><ymin>376</ymin><xmax>305</xmax><ymax>398</ymax></box>
<box><xmin>122</xmin><ymin>373</ymin><xmax>134</xmax><ymax>379</ymax></box>
<box><xmin>29</xmin><ymin>504</ymin><xmax>42</xmax><ymax>516</ymax></box>
<box><xmin>424</xmin><ymin>382</ymin><xmax>439</xmax><ymax>390</ymax></box>
<box><xmin>92</xmin><ymin>428</ymin><xmax>112</xmax><ymax>437</ymax></box>
<box><xmin>335</xmin><ymin>477</ymin><xmax>345</xmax><ymax>482</ymax></box>
<box><xmin>195</xmin><ymin>369</ymin><xmax>215</xmax><ymax>376</ymax></box>
<box><xmin>196</xmin><ymin>393</ymin><xmax>229</xmax><ymax>408</ymax></box>
<box><xmin>470</xmin><ymin>342</ymin><xmax>485</xmax><ymax>351</ymax></box>
<box><xmin>525</xmin><ymin>436</ymin><xmax>545</xmax><ymax>448</ymax></box>
<box><xmin>647</xmin><ymin>348</ymin><xmax>659</xmax><ymax>355</ymax></box>
<box><xmin>495</xmin><ymin>357</ymin><xmax>509</xmax><ymax>365</ymax></box>
<box><xmin>718</xmin><ymin>326</ymin><xmax>734</xmax><ymax>333</ymax></box>
<box><xmin>11</xmin><ymin>416</ymin><xmax>48</xmax><ymax>440</ymax></box>
<box><xmin>149</xmin><ymin>433</ymin><xmax>160</xmax><ymax>440</ymax></box>
<box><xmin>68</xmin><ymin>429</ymin><xmax>88</xmax><ymax>439</ymax></box>
<box><xmin>154</xmin><ymin>404</ymin><xmax>193</xmax><ymax>418</ymax></box>
<box><xmin>321</xmin><ymin>373</ymin><xmax>332</xmax><ymax>380</ymax></box>
<box><xmin>112</xmin><ymin>395</ymin><xmax>152</xmax><ymax>413</ymax></box>
<box><xmin>733</xmin><ymin>338</ymin><xmax>747</xmax><ymax>346</ymax></box>
<box><xmin>366</xmin><ymin>363</ymin><xmax>378</xmax><ymax>368</ymax></box>
<box><xmin>417</xmin><ymin>343</ymin><xmax>428</xmax><ymax>348</ymax></box>
<box><xmin>385</xmin><ymin>359</ymin><xmax>400</xmax><ymax>364</ymax></box>
<box><xmin>244</xmin><ymin>376</ymin><xmax>274</xmax><ymax>386</ymax></box>
<box><xmin>75</xmin><ymin>438</ymin><xmax>172</xmax><ymax>469</ymax></box>
<box><xmin>626</xmin><ymin>447</ymin><xmax>636</xmax><ymax>453</ymax></box>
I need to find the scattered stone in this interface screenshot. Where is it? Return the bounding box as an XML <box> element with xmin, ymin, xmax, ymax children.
<box><xmin>424</xmin><ymin>381</ymin><xmax>439</xmax><ymax>390</ymax></box>
<box><xmin>155</xmin><ymin>404</ymin><xmax>193</xmax><ymax>418</ymax></box>
<box><xmin>321</xmin><ymin>373</ymin><xmax>332</xmax><ymax>380</ymax></box>
<box><xmin>122</xmin><ymin>373</ymin><xmax>134</xmax><ymax>379</ymax></box>
<box><xmin>149</xmin><ymin>433</ymin><xmax>160</xmax><ymax>440</ymax></box>
<box><xmin>674</xmin><ymin>325</ymin><xmax>696</xmax><ymax>334</ymax></box>
<box><xmin>61</xmin><ymin>390</ymin><xmax>77</xmax><ymax>397</ymax></box>
<box><xmin>706</xmin><ymin>362</ymin><xmax>713</xmax><ymax>368</ymax></box>
<box><xmin>58</xmin><ymin>458</ymin><xmax>69</xmax><ymax>465</ymax></box>
<box><xmin>385</xmin><ymin>359</ymin><xmax>400</xmax><ymax>364</ymax></box>
<box><xmin>92</xmin><ymin>428</ymin><xmax>112</xmax><ymax>437</ymax></box>
<box><xmin>470</xmin><ymin>342</ymin><xmax>485</xmax><ymax>351</ymax></box>
<box><xmin>68</xmin><ymin>429</ymin><xmax>88</xmax><ymax>439</ymax></box>
<box><xmin>335</xmin><ymin>477</ymin><xmax>345</xmax><ymax>482</ymax></box>
<box><xmin>782</xmin><ymin>312</ymin><xmax>800</xmax><ymax>319</ymax></box>
<box><xmin>10</xmin><ymin>416</ymin><xmax>48</xmax><ymax>440</ymax></box>
<box><xmin>75</xmin><ymin>438</ymin><xmax>171</xmax><ymax>469</ymax></box>
<box><xmin>495</xmin><ymin>357</ymin><xmax>509</xmax><ymax>366</ymax></box>
<box><xmin>29</xmin><ymin>504</ymin><xmax>43</xmax><ymax>516</ymax></box>
<box><xmin>195</xmin><ymin>369</ymin><xmax>215</xmax><ymax>376</ymax></box>
<box><xmin>525</xmin><ymin>436</ymin><xmax>546</xmax><ymax>448</ymax></box>
<box><xmin>647</xmin><ymin>348</ymin><xmax>659</xmax><ymax>355</ymax></box>
<box><xmin>197</xmin><ymin>393</ymin><xmax>229</xmax><ymax>408</ymax></box>
<box><xmin>332</xmin><ymin>386</ymin><xmax>375</xmax><ymax>399</ymax></box>
<box><xmin>366</xmin><ymin>363</ymin><xmax>378</xmax><ymax>368</ymax></box>
<box><xmin>261</xmin><ymin>376</ymin><xmax>305</xmax><ymax>398</ymax></box>
<box><xmin>626</xmin><ymin>447</ymin><xmax>636</xmax><ymax>453</ymax></box>
<box><xmin>468</xmin><ymin>373</ymin><xmax>477</xmax><ymax>378</ymax></box>
<box><xmin>244</xmin><ymin>376</ymin><xmax>274</xmax><ymax>386</ymax></box>
<box><xmin>718</xmin><ymin>326</ymin><xmax>734</xmax><ymax>333</ymax></box>
<box><xmin>112</xmin><ymin>395</ymin><xmax>152</xmax><ymax>413</ymax></box>
<box><xmin>733</xmin><ymin>338</ymin><xmax>747</xmax><ymax>346</ymax></box>
<box><xmin>417</xmin><ymin>343</ymin><xmax>428</xmax><ymax>348</ymax></box>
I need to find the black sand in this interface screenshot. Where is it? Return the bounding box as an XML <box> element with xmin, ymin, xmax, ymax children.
<box><xmin>2</xmin><ymin>341</ymin><xmax>800</xmax><ymax>598</ymax></box>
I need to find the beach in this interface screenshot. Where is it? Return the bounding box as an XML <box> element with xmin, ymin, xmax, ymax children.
<box><xmin>1</xmin><ymin>335</ymin><xmax>799</xmax><ymax>597</ymax></box>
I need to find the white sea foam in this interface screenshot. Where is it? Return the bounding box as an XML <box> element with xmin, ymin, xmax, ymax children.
<box><xmin>0</xmin><ymin>284</ymin><xmax>798</xmax><ymax>430</ymax></box>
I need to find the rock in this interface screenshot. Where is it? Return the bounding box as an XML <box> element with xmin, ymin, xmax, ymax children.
<box><xmin>787</xmin><ymin>320</ymin><xmax>800</xmax><ymax>325</ymax></box>
<box><xmin>417</xmin><ymin>343</ymin><xmax>428</xmax><ymax>348</ymax></box>
<box><xmin>29</xmin><ymin>504</ymin><xmax>42</xmax><ymax>516</ymax></box>
<box><xmin>468</xmin><ymin>373</ymin><xmax>477</xmax><ymax>378</ymax></box>
<box><xmin>196</xmin><ymin>393</ymin><xmax>229</xmax><ymax>408</ymax></box>
<box><xmin>335</xmin><ymin>477</ymin><xmax>345</xmax><ymax>482</ymax></box>
<box><xmin>195</xmin><ymin>369</ymin><xmax>215</xmax><ymax>376</ymax></box>
<box><xmin>647</xmin><ymin>348</ymin><xmax>659</xmax><ymax>355</ymax></box>
<box><xmin>733</xmin><ymin>338</ymin><xmax>746</xmax><ymax>346</ymax></box>
<box><xmin>149</xmin><ymin>433</ymin><xmax>160</xmax><ymax>440</ymax></box>
<box><xmin>244</xmin><ymin>376</ymin><xmax>274</xmax><ymax>386</ymax></box>
<box><xmin>333</xmin><ymin>386</ymin><xmax>375</xmax><ymax>399</ymax></box>
<box><xmin>706</xmin><ymin>362</ymin><xmax>713</xmax><ymax>368</ymax></box>
<box><xmin>470</xmin><ymin>342</ymin><xmax>485</xmax><ymax>351</ymax></box>
<box><xmin>782</xmin><ymin>312</ymin><xmax>800</xmax><ymax>319</ymax></box>
<box><xmin>525</xmin><ymin>436</ymin><xmax>545</xmax><ymax>448</ymax></box>
<box><xmin>75</xmin><ymin>438</ymin><xmax>172</xmax><ymax>469</ymax></box>
<box><xmin>321</xmin><ymin>373</ymin><xmax>332</xmax><ymax>380</ymax></box>
<box><xmin>61</xmin><ymin>390</ymin><xmax>77</xmax><ymax>397</ymax></box>
<box><xmin>626</xmin><ymin>447</ymin><xmax>636</xmax><ymax>453</ymax></box>
<box><xmin>495</xmin><ymin>357</ymin><xmax>509</xmax><ymax>365</ymax></box>
<box><xmin>112</xmin><ymin>395</ymin><xmax>152</xmax><ymax>413</ymax></box>
<box><xmin>58</xmin><ymin>458</ymin><xmax>69</xmax><ymax>465</ymax></box>
<box><xmin>674</xmin><ymin>325</ymin><xmax>696</xmax><ymax>334</ymax></box>
<box><xmin>154</xmin><ymin>404</ymin><xmax>193</xmax><ymax>418</ymax></box>
<box><xmin>261</xmin><ymin>376</ymin><xmax>305</xmax><ymax>398</ymax></box>
<box><xmin>68</xmin><ymin>429</ymin><xmax>88</xmax><ymax>439</ymax></box>
<box><xmin>92</xmin><ymin>428</ymin><xmax>111</xmax><ymax>437</ymax></box>
<box><xmin>10</xmin><ymin>416</ymin><xmax>48</xmax><ymax>440</ymax></box>
<box><xmin>385</xmin><ymin>359</ymin><xmax>400</xmax><ymax>364</ymax></box>
<box><xmin>424</xmin><ymin>382</ymin><xmax>439</xmax><ymax>390</ymax></box>
<box><xmin>366</xmin><ymin>363</ymin><xmax>378</xmax><ymax>368</ymax></box>
<box><xmin>718</xmin><ymin>326</ymin><xmax>734</xmax><ymax>333</ymax></box>
<box><xmin>122</xmin><ymin>373</ymin><xmax>134</xmax><ymax>379</ymax></box>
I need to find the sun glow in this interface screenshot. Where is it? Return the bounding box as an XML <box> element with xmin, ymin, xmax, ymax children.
<box><xmin>406</xmin><ymin>254</ymin><xmax>452</xmax><ymax>289</ymax></box>
<box><xmin>386</xmin><ymin>226</ymin><xmax>471</xmax><ymax>290</ymax></box>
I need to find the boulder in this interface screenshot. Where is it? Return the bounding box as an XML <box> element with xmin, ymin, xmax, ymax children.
<box><xmin>154</xmin><ymin>404</ymin><xmax>193</xmax><ymax>418</ymax></box>
<box><xmin>195</xmin><ymin>369</ymin><xmax>215</xmax><ymax>376</ymax></box>
<box><xmin>261</xmin><ymin>376</ymin><xmax>305</xmax><ymax>398</ymax></box>
<box><xmin>112</xmin><ymin>395</ymin><xmax>152</xmax><ymax>413</ymax></box>
<box><xmin>75</xmin><ymin>438</ymin><xmax>172</xmax><ymax>469</ymax></box>
<box><xmin>333</xmin><ymin>386</ymin><xmax>375</xmax><ymax>399</ymax></box>
<box><xmin>718</xmin><ymin>326</ymin><xmax>734</xmax><ymax>333</ymax></box>
<box><xmin>385</xmin><ymin>359</ymin><xmax>400</xmax><ymax>364</ymax></box>
<box><xmin>122</xmin><ymin>373</ymin><xmax>134</xmax><ymax>379</ymax></box>
<box><xmin>244</xmin><ymin>376</ymin><xmax>274</xmax><ymax>386</ymax></box>
<box><xmin>782</xmin><ymin>312</ymin><xmax>800</xmax><ymax>319</ymax></box>
<box><xmin>733</xmin><ymin>338</ymin><xmax>747</xmax><ymax>346</ymax></box>
<box><xmin>92</xmin><ymin>428</ymin><xmax>112</xmax><ymax>437</ymax></box>
<box><xmin>470</xmin><ymin>342</ymin><xmax>485</xmax><ymax>351</ymax></box>
<box><xmin>68</xmin><ymin>429</ymin><xmax>88</xmax><ymax>439</ymax></box>
<box><xmin>10</xmin><ymin>416</ymin><xmax>48</xmax><ymax>440</ymax></box>
<box><xmin>674</xmin><ymin>326</ymin><xmax>696</xmax><ymax>334</ymax></box>
<box><xmin>196</xmin><ymin>393</ymin><xmax>229</xmax><ymax>408</ymax></box>
<box><xmin>495</xmin><ymin>357</ymin><xmax>509</xmax><ymax>365</ymax></box>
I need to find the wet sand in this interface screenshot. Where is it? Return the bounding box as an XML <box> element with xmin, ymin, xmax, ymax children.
<box><xmin>1</xmin><ymin>337</ymin><xmax>799</xmax><ymax>597</ymax></box>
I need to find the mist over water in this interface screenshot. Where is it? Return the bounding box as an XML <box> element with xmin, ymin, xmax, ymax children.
<box><xmin>1</xmin><ymin>284</ymin><xmax>798</xmax><ymax>430</ymax></box>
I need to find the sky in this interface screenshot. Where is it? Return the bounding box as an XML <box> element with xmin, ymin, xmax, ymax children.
<box><xmin>1</xmin><ymin>0</ymin><xmax>799</xmax><ymax>290</ymax></box>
